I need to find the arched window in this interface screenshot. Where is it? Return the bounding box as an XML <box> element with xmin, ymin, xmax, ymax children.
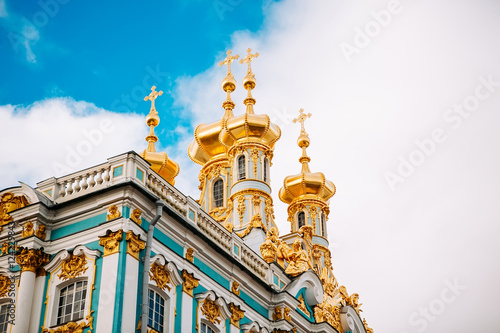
<box><xmin>321</xmin><ymin>214</ymin><xmax>326</xmax><ymax>236</ymax></box>
<box><xmin>238</xmin><ymin>155</ymin><xmax>246</xmax><ymax>180</ymax></box>
<box><xmin>57</xmin><ymin>280</ymin><xmax>88</xmax><ymax>325</ymax></box>
<box><xmin>297</xmin><ymin>211</ymin><xmax>305</xmax><ymax>229</ymax></box>
<box><xmin>201</xmin><ymin>322</ymin><xmax>217</xmax><ymax>333</ymax></box>
<box><xmin>213</xmin><ymin>179</ymin><xmax>224</xmax><ymax>208</ymax></box>
<box><xmin>263</xmin><ymin>158</ymin><xmax>268</xmax><ymax>182</ymax></box>
<box><xmin>148</xmin><ymin>289</ymin><xmax>165</xmax><ymax>332</ymax></box>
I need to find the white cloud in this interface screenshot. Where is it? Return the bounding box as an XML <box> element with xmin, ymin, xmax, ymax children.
<box><xmin>173</xmin><ymin>0</ymin><xmax>500</xmax><ymax>331</ymax></box>
<box><xmin>0</xmin><ymin>98</ymin><xmax>147</xmax><ymax>189</ymax></box>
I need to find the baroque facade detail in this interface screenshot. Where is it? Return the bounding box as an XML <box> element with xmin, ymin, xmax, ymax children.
<box><xmin>16</xmin><ymin>247</ymin><xmax>49</xmax><ymax>272</ymax></box>
<box><xmin>182</xmin><ymin>270</ymin><xmax>199</xmax><ymax>297</ymax></box>
<box><xmin>98</xmin><ymin>229</ymin><xmax>123</xmax><ymax>256</ymax></box>
<box><xmin>149</xmin><ymin>262</ymin><xmax>172</xmax><ymax>291</ymax></box>
<box><xmin>201</xmin><ymin>299</ymin><xmax>222</xmax><ymax>324</ymax></box>
<box><xmin>126</xmin><ymin>230</ymin><xmax>145</xmax><ymax>260</ymax></box>
<box><xmin>58</xmin><ymin>254</ymin><xmax>88</xmax><ymax>281</ymax></box>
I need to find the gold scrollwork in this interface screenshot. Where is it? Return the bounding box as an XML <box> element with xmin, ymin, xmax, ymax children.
<box><xmin>98</xmin><ymin>230</ymin><xmax>123</xmax><ymax>256</ymax></box>
<box><xmin>16</xmin><ymin>247</ymin><xmax>49</xmax><ymax>272</ymax></box>
<box><xmin>0</xmin><ymin>192</ymin><xmax>28</xmax><ymax>226</ymax></box>
<box><xmin>201</xmin><ymin>298</ymin><xmax>222</xmax><ymax>324</ymax></box>
<box><xmin>182</xmin><ymin>270</ymin><xmax>199</xmax><ymax>297</ymax></box>
<box><xmin>126</xmin><ymin>231</ymin><xmax>145</xmax><ymax>260</ymax></box>
<box><xmin>149</xmin><ymin>262</ymin><xmax>172</xmax><ymax>292</ymax></box>
<box><xmin>0</xmin><ymin>275</ymin><xmax>9</xmax><ymax>298</ymax></box>
<box><xmin>229</xmin><ymin>303</ymin><xmax>244</xmax><ymax>328</ymax></box>
<box><xmin>58</xmin><ymin>255</ymin><xmax>88</xmax><ymax>281</ymax></box>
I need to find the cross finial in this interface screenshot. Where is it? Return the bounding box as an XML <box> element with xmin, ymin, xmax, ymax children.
<box><xmin>219</xmin><ymin>50</ymin><xmax>240</xmax><ymax>75</ymax></box>
<box><xmin>293</xmin><ymin>108</ymin><xmax>312</xmax><ymax>135</ymax></box>
<box><xmin>144</xmin><ymin>86</ymin><xmax>163</xmax><ymax>111</ymax></box>
<box><xmin>239</xmin><ymin>48</ymin><xmax>259</xmax><ymax>73</ymax></box>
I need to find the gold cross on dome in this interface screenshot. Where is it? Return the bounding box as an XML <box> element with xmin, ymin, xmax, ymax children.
<box><xmin>239</xmin><ymin>48</ymin><xmax>259</xmax><ymax>73</ymax></box>
<box><xmin>144</xmin><ymin>86</ymin><xmax>163</xmax><ymax>111</ymax></box>
<box><xmin>219</xmin><ymin>50</ymin><xmax>240</xmax><ymax>75</ymax></box>
<box><xmin>293</xmin><ymin>108</ymin><xmax>312</xmax><ymax>135</ymax></box>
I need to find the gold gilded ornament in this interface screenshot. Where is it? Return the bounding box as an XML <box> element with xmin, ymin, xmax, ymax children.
<box><xmin>98</xmin><ymin>230</ymin><xmax>123</xmax><ymax>256</ymax></box>
<box><xmin>149</xmin><ymin>262</ymin><xmax>172</xmax><ymax>292</ymax></box>
<box><xmin>0</xmin><ymin>192</ymin><xmax>28</xmax><ymax>225</ymax></box>
<box><xmin>237</xmin><ymin>195</ymin><xmax>246</xmax><ymax>224</ymax></box>
<box><xmin>182</xmin><ymin>270</ymin><xmax>199</xmax><ymax>297</ymax></box>
<box><xmin>36</xmin><ymin>224</ymin><xmax>46</xmax><ymax>240</ymax></box>
<box><xmin>0</xmin><ymin>243</ymin><xmax>8</xmax><ymax>256</ymax></box>
<box><xmin>107</xmin><ymin>205</ymin><xmax>121</xmax><ymax>220</ymax></box>
<box><xmin>186</xmin><ymin>248</ymin><xmax>194</xmax><ymax>263</ymax></box>
<box><xmin>130</xmin><ymin>208</ymin><xmax>142</xmax><ymax>225</ymax></box>
<box><xmin>272</xmin><ymin>306</ymin><xmax>283</xmax><ymax>321</ymax></box>
<box><xmin>201</xmin><ymin>299</ymin><xmax>221</xmax><ymax>324</ymax></box>
<box><xmin>22</xmin><ymin>221</ymin><xmax>34</xmax><ymax>238</ymax></box>
<box><xmin>251</xmin><ymin>149</ymin><xmax>259</xmax><ymax>177</ymax></box>
<box><xmin>231</xmin><ymin>281</ymin><xmax>240</xmax><ymax>296</ymax></box>
<box><xmin>58</xmin><ymin>255</ymin><xmax>88</xmax><ymax>281</ymax></box>
<box><xmin>283</xmin><ymin>307</ymin><xmax>291</xmax><ymax>322</ymax></box>
<box><xmin>229</xmin><ymin>303</ymin><xmax>244</xmax><ymax>328</ymax></box>
<box><xmin>126</xmin><ymin>231</ymin><xmax>145</xmax><ymax>260</ymax></box>
<box><xmin>0</xmin><ymin>275</ymin><xmax>9</xmax><ymax>298</ymax></box>
<box><xmin>260</xmin><ymin>227</ymin><xmax>278</xmax><ymax>263</ymax></box>
<box><xmin>363</xmin><ymin>318</ymin><xmax>374</xmax><ymax>333</ymax></box>
<box><xmin>16</xmin><ymin>247</ymin><xmax>49</xmax><ymax>272</ymax></box>
<box><xmin>284</xmin><ymin>239</ymin><xmax>313</xmax><ymax>277</ymax></box>
<box><xmin>297</xmin><ymin>294</ymin><xmax>309</xmax><ymax>316</ymax></box>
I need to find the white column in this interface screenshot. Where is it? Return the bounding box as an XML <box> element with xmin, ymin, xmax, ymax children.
<box><xmin>230</xmin><ymin>324</ymin><xmax>240</xmax><ymax>333</ymax></box>
<box><xmin>12</xmin><ymin>271</ymin><xmax>35</xmax><ymax>333</ymax></box>
<box><xmin>121</xmin><ymin>255</ymin><xmax>139</xmax><ymax>333</ymax></box>
<box><xmin>95</xmin><ymin>254</ymin><xmax>119</xmax><ymax>333</ymax></box>
<box><xmin>28</xmin><ymin>274</ymin><xmax>46</xmax><ymax>333</ymax></box>
<box><xmin>181</xmin><ymin>291</ymin><xmax>193</xmax><ymax>333</ymax></box>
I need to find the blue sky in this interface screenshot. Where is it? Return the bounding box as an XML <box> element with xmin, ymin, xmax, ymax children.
<box><xmin>2</xmin><ymin>0</ymin><xmax>500</xmax><ymax>331</ymax></box>
<box><xmin>0</xmin><ymin>0</ymin><xmax>266</xmax><ymax>137</ymax></box>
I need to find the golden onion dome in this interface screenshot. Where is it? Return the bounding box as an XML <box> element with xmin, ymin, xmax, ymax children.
<box><xmin>188</xmin><ymin>117</ymin><xmax>228</xmax><ymax>165</ymax></box>
<box><xmin>219</xmin><ymin>112</ymin><xmax>281</xmax><ymax>148</ymax></box>
<box><xmin>279</xmin><ymin>109</ymin><xmax>335</xmax><ymax>204</ymax></box>
<box><xmin>141</xmin><ymin>86</ymin><xmax>180</xmax><ymax>185</ymax></box>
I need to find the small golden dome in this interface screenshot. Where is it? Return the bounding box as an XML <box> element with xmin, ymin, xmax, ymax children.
<box><xmin>279</xmin><ymin>109</ymin><xmax>335</xmax><ymax>204</ymax></box>
<box><xmin>141</xmin><ymin>86</ymin><xmax>180</xmax><ymax>185</ymax></box>
<box><xmin>188</xmin><ymin>118</ymin><xmax>228</xmax><ymax>165</ymax></box>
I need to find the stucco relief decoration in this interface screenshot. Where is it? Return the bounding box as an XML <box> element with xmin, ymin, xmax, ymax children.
<box><xmin>130</xmin><ymin>208</ymin><xmax>142</xmax><ymax>225</ymax></box>
<box><xmin>182</xmin><ymin>270</ymin><xmax>199</xmax><ymax>297</ymax></box>
<box><xmin>186</xmin><ymin>248</ymin><xmax>194</xmax><ymax>262</ymax></box>
<box><xmin>58</xmin><ymin>254</ymin><xmax>88</xmax><ymax>281</ymax></box>
<box><xmin>22</xmin><ymin>221</ymin><xmax>35</xmax><ymax>238</ymax></box>
<box><xmin>36</xmin><ymin>224</ymin><xmax>47</xmax><ymax>240</ymax></box>
<box><xmin>231</xmin><ymin>281</ymin><xmax>240</xmax><ymax>296</ymax></box>
<box><xmin>16</xmin><ymin>247</ymin><xmax>49</xmax><ymax>272</ymax></box>
<box><xmin>0</xmin><ymin>192</ymin><xmax>28</xmax><ymax>226</ymax></box>
<box><xmin>98</xmin><ymin>230</ymin><xmax>123</xmax><ymax>256</ymax></box>
<box><xmin>149</xmin><ymin>262</ymin><xmax>172</xmax><ymax>292</ymax></box>
<box><xmin>106</xmin><ymin>204</ymin><xmax>121</xmax><ymax>220</ymax></box>
<box><xmin>201</xmin><ymin>298</ymin><xmax>222</xmax><ymax>324</ymax></box>
<box><xmin>272</xmin><ymin>306</ymin><xmax>283</xmax><ymax>321</ymax></box>
<box><xmin>0</xmin><ymin>275</ymin><xmax>9</xmax><ymax>298</ymax></box>
<box><xmin>126</xmin><ymin>231</ymin><xmax>145</xmax><ymax>260</ymax></box>
<box><xmin>229</xmin><ymin>303</ymin><xmax>244</xmax><ymax>328</ymax></box>
<box><xmin>260</xmin><ymin>227</ymin><xmax>279</xmax><ymax>263</ymax></box>
<box><xmin>237</xmin><ymin>195</ymin><xmax>246</xmax><ymax>224</ymax></box>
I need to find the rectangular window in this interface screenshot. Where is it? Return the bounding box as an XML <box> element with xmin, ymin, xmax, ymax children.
<box><xmin>0</xmin><ymin>304</ymin><xmax>10</xmax><ymax>333</ymax></box>
<box><xmin>148</xmin><ymin>289</ymin><xmax>165</xmax><ymax>332</ymax></box>
<box><xmin>57</xmin><ymin>281</ymin><xmax>87</xmax><ymax>325</ymax></box>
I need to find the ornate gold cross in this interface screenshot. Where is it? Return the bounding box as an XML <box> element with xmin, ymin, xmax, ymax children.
<box><xmin>293</xmin><ymin>108</ymin><xmax>312</xmax><ymax>135</ymax></box>
<box><xmin>219</xmin><ymin>50</ymin><xmax>240</xmax><ymax>75</ymax></box>
<box><xmin>144</xmin><ymin>86</ymin><xmax>163</xmax><ymax>111</ymax></box>
<box><xmin>240</xmin><ymin>48</ymin><xmax>259</xmax><ymax>73</ymax></box>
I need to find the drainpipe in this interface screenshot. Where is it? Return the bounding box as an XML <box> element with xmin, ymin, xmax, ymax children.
<box><xmin>141</xmin><ymin>200</ymin><xmax>164</xmax><ymax>333</ymax></box>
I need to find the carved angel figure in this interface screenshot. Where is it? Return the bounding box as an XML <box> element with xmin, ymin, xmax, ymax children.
<box><xmin>284</xmin><ymin>239</ymin><xmax>313</xmax><ymax>277</ymax></box>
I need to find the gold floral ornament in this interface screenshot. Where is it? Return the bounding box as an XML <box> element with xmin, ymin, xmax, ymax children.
<box><xmin>231</xmin><ymin>281</ymin><xmax>240</xmax><ymax>296</ymax></box>
<box><xmin>201</xmin><ymin>298</ymin><xmax>222</xmax><ymax>324</ymax></box>
<box><xmin>58</xmin><ymin>254</ymin><xmax>88</xmax><ymax>281</ymax></box>
<box><xmin>283</xmin><ymin>239</ymin><xmax>313</xmax><ymax>277</ymax></box>
<box><xmin>36</xmin><ymin>224</ymin><xmax>47</xmax><ymax>240</ymax></box>
<box><xmin>98</xmin><ymin>230</ymin><xmax>123</xmax><ymax>256</ymax></box>
<box><xmin>186</xmin><ymin>248</ymin><xmax>194</xmax><ymax>263</ymax></box>
<box><xmin>0</xmin><ymin>275</ymin><xmax>9</xmax><ymax>298</ymax></box>
<box><xmin>182</xmin><ymin>270</ymin><xmax>199</xmax><ymax>297</ymax></box>
<box><xmin>126</xmin><ymin>231</ymin><xmax>145</xmax><ymax>260</ymax></box>
<box><xmin>149</xmin><ymin>262</ymin><xmax>172</xmax><ymax>292</ymax></box>
<box><xmin>0</xmin><ymin>192</ymin><xmax>29</xmax><ymax>226</ymax></box>
<box><xmin>16</xmin><ymin>247</ymin><xmax>49</xmax><ymax>272</ymax></box>
<box><xmin>41</xmin><ymin>310</ymin><xmax>94</xmax><ymax>333</ymax></box>
<box><xmin>229</xmin><ymin>303</ymin><xmax>245</xmax><ymax>328</ymax></box>
<box><xmin>130</xmin><ymin>208</ymin><xmax>142</xmax><ymax>225</ymax></box>
<box><xmin>22</xmin><ymin>221</ymin><xmax>34</xmax><ymax>238</ymax></box>
<box><xmin>107</xmin><ymin>205</ymin><xmax>121</xmax><ymax>221</ymax></box>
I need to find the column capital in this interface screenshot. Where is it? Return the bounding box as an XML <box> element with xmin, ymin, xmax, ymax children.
<box><xmin>125</xmin><ymin>231</ymin><xmax>145</xmax><ymax>260</ymax></box>
<box><xmin>98</xmin><ymin>229</ymin><xmax>123</xmax><ymax>256</ymax></box>
<box><xmin>16</xmin><ymin>247</ymin><xmax>49</xmax><ymax>272</ymax></box>
<box><xmin>181</xmin><ymin>270</ymin><xmax>199</xmax><ymax>297</ymax></box>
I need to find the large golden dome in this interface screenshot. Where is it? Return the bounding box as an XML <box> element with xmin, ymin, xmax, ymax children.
<box><xmin>188</xmin><ymin>117</ymin><xmax>229</xmax><ymax>165</ymax></box>
<box><xmin>220</xmin><ymin>112</ymin><xmax>281</xmax><ymax>148</ymax></box>
<box><xmin>279</xmin><ymin>110</ymin><xmax>335</xmax><ymax>204</ymax></box>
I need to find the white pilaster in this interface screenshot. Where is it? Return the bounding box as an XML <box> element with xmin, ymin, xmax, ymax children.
<box><xmin>121</xmin><ymin>255</ymin><xmax>139</xmax><ymax>333</ymax></box>
<box><xmin>12</xmin><ymin>271</ymin><xmax>35</xmax><ymax>333</ymax></box>
<box><xmin>181</xmin><ymin>291</ymin><xmax>193</xmax><ymax>333</ymax></box>
<box><xmin>96</xmin><ymin>254</ymin><xmax>119</xmax><ymax>333</ymax></box>
<box><xmin>28</xmin><ymin>274</ymin><xmax>46</xmax><ymax>333</ymax></box>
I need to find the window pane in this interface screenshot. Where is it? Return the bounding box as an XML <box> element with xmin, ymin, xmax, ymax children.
<box><xmin>298</xmin><ymin>212</ymin><xmax>305</xmax><ymax>228</ymax></box>
<box><xmin>238</xmin><ymin>156</ymin><xmax>246</xmax><ymax>180</ymax></box>
<box><xmin>57</xmin><ymin>281</ymin><xmax>87</xmax><ymax>325</ymax></box>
